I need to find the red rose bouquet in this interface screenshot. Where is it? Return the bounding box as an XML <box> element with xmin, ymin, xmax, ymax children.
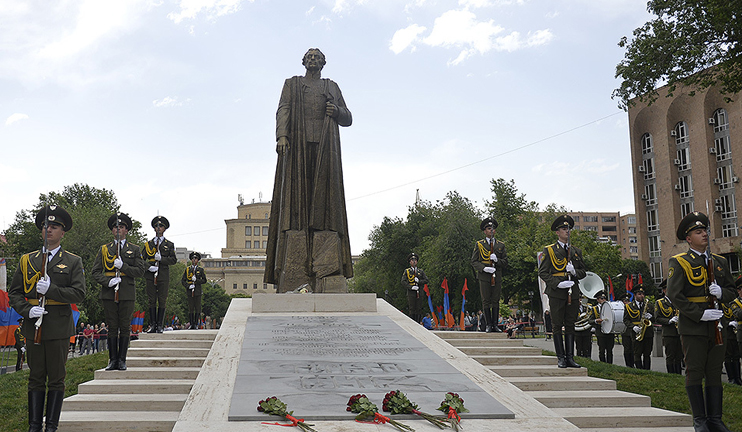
<box><xmin>257</xmin><ymin>396</ymin><xmax>318</xmax><ymax>432</ymax></box>
<box><xmin>347</xmin><ymin>393</ymin><xmax>414</xmax><ymax>431</ymax></box>
<box><xmin>383</xmin><ymin>390</ymin><xmax>448</xmax><ymax>429</ymax></box>
<box><xmin>437</xmin><ymin>392</ymin><xmax>469</xmax><ymax>431</ymax></box>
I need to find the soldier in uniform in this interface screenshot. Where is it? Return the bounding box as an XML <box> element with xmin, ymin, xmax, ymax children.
<box><xmin>14</xmin><ymin>317</ymin><xmax>26</xmax><ymax>371</ymax></box>
<box><xmin>471</xmin><ymin>217</ymin><xmax>507</xmax><ymax>333</ymax></box>
<box><xmin>401</xmin><ymin>253</ymin><xmax>429</xmax><ymax>323</ymax></box>
<box><xmin>8</xmin><ymin>205</ymin><xmax>86</xmax><ymax>432</ymax></box>
<box><xmin>720</xmin><ymin>275</ymin><xmax>742</xmax><ymax>385</ymax></box>
<box><xmin>92</xmin><ymin>213</ymin><xmax>146</xmax><ymax>371</ymax></box>
<box><xmin>623</xmin><ymin>285</ymin><xmax>654</xmax><ymax>370</ymax></box>
<box><xmin>655</xmin><ymin>279</ymin><xmax>683</xmax><ymax>374</ymax></box>
<box><xmin>574</xmin><ymin>296</ymin><xmax>593</xmax><ymax>358</ymax></box>
<box><xmin>538</xmin><ymin>215</ymin><xmax>586</xmax><ymax>368</ymax></box>
<box><xmin>667</xmin><ymin>211</ymin><xmax>735</xmax><ymax>432</ymax></box>
<box><xmin>142</xmin><ymin>216</ymin><xmax>177</xmax><ymax>333</ymax></box>
<box><xmin>588</xmin><ymin>290</ymin><xmax>615</xmax><ymax>364</ymax></box>
<box><xmin>182</xmin><ymin>252</ymin><xmax>207</xmax><ymax>329</ymax></box>
<box><xmin>620</xmin><ymin>292</ymin><xmax>635</xmax><ymax>367</ymax></box>
<box><xmin>728</xmin><ymin>275</ymin><xmax>742</xmax><ymax>385</ymax></box>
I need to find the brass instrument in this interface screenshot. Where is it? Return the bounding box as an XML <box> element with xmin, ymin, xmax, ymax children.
<box><xmin>575</xmin><ymin>311</ymin><xmax>591</xmax><ymax>331</ymax></box>
<box><xmin>674</xmin><ymin>308</ymin><xmax>680</xmax><ymax>329</ymax></box>
<box><xmin>636</xmin><ymin>300</ymin><xmax>652</xmax><ymax>342</ymax></box>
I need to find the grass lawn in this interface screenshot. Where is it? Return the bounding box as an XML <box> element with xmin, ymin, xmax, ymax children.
<box><xmin>0</xmin><ymin>352</ymin><xmax>107</xmax><ymax>432</ymax></box>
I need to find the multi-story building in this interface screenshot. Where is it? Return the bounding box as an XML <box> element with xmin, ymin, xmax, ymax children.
<box><xmin>619</xmin><ymin>213</ymin><xmax>639</xmax><ymax>261</ymax></box>
<box><xmin>628</xmin><ymin>81</ymin><xmax>742</xmax><ymax>283</ymax></box>
<box><xmin>202</xmin><ymin>200</ymin><xmax>277</xmax><ymax>294</ymax></box>
<box><xmin>557</xmin><ymin>211</ymin><xmax>636</xmax><ymax>260</ymax></box>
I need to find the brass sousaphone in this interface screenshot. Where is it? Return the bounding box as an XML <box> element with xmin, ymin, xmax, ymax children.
<box><xmin>575</xmin><ymin>272</ymin><xmax>605</xmax><ymax>331</ymax></box>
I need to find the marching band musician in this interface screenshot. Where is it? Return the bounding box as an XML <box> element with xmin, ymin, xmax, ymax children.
<box><xmin>720</xmin><ymin>275</ymin><xmax>742</xmax><ymax>385</ymax></box>
<box><xmin>574</xmin><ymin>296</ymin><xmax>593</xmax><ymax>358</ymax></box>
<box><xmin>471</xmin><ymin>217</ymin><xmax>507</xmax><ymax>333</ymax></box>
<box><xmin>142</xmin><ymin>216</ymin><xmax>177</xmax><ymax>333</ymax></box>
<box><xmin>623</xmin><ymin>285</ymin><xmax>654</xmax><ymax>370</ymax></box>
<box><xmin>620</xmin><ymin>292</ymin><xmax>635</xmax><ymax>367</ymax></box>
<box><xmin>588</xmin><ymin>290</ymin><xmax>614</xmax><ymax>364</ymax></box>
<box><xmin>538</xmin><ymin>214</ymin><xmax>586</xmax><ymax>368</ymax></box>
<box><xmin>181</xmin><ymin>252</ymin><xmax>207</xmax><ymax>329</ymax></box>
<box><xmin>655</xmin><ymin>279</ymin><xmax>683</xmax><ymax>374</ymax></box>
<box><xmin>667</xmin><ymin>211</ymin><xmax>735</xmax><ymax>432</ymax></box>
<box><xmin>401</xmin><ymin>252</ymin><xmax>429</xmax><ymax>323</ymax></box>
<box><xmin>8</xmin><ymin>205</ymin><xmax>86</xmax><ymax>432</ymax></box>
<box><xmin>728</xmin><ymin>275</ymin><xmax>742</xmax><ymax>385</ymax></box>
<box><xmin>92</xmin><ymin>213</ymin><xmax>146</xmax><ymax>371</ymax></box>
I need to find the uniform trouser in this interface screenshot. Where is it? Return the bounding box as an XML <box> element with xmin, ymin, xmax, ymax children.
<box><xmin>548</xmin><ymin>295</ymin><xmax>577</xmax><ymax>336</ymax></box>
<box><xmin>187</xmin><ymin>294</ymin><xmax>202</xmax><ymax>318</ymax></box>
<box><xmin>26</xmin><ymin>338</ymin><xmax>68</xmax><ymax>392</ymax></box>
<box><xmin>663</xmin><ymin>335</ymin><xmax>682</xmax><ymax>364</ymax></box>
<box><xmin>575</xmin><ymin>330</ymin><xmax>592</xmax><ymax>357</ymax></box>
<box><xmin>16</xmin><ymin>347</ymin><xmax>24</xmax><ymax>370</ymax></box>
<box><xmin>596</xmin><ymin>333</ymin><xmax>614</xmax><ymax>362</ymax></box>
<box><xmin>146</xmin><ymin>276</ymin><xmax>169</xmax><ymax>309</ymax></box>
<box><xmin>634</xmin><ymin>336</ymin><xmax>653</xmax><ymax>369</ymax></box>
<box><xmin>406</xmin><ymin>289</ymin><xmax>423</xmax><ymax>320</ymax></box>
<box><xmin>725</xmin><ymin>334</ymin><xmax>739</xmax><ymax>361</ymax></box>
<box><xmin>102</xmin><ymin>299</ymin><xmax>135</xmax><ymax>340</ymax></box>
<box><xmin>479</xmin><ymin>279</ymin><xmax>501</xmax><ymax>325</ymax></box>
<box><xmin>682</xmin><ymin>334</ymin><xmax>725</xmax><ymax>387</ymax></box>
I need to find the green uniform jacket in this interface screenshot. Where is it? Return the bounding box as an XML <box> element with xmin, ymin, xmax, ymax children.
<box><xmin>142</xmin><ymin>238</ymin><xmax>177</xmax><ymax>282</ymax></box>
<box><xmin>655</xmin><ymin>296</ymin><xmax>680</xmax><ymax>338</ymax></box>
<box><xmin>667</xmin><ymin>249</ymin><xmax>736</xmax><ymax>337</ymax></box>
<box><xmin>8</xmin><ymin>249</ymin><xmax>86</xmax><ymax>340</ymax></box>
<box><xmin>471</xmin><ymin>238</ymin><xmax>507</xmax><ymax>285</ymax></box>
<box><xmin>538</xmin><ymin>243</ymin><xmax>586</xmax><ymax>301</ymax></box>
<box><xmin>623</xmin><ymin>300</ymin><xmax>655</xmax><ymax>339</ymax></box>
<box><xmin>181</xmin><ymin>265</ymin><xmax>207</xmax><ymax>296</ymax></box>
<box><xmin>92</xmin><ymin>241</ymin><xmax>146</xmax><ymax>301</ymax></box>
<box><xmin>729</xmin><ymin>296</ymin><xmax>742</xmax><ymax>343</ymax></box>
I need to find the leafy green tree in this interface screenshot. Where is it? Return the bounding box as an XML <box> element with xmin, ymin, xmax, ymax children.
<box><xmin>613</xmin><ymin>0</ymin><xmax>742</xmax><ymax>109</ymax></box>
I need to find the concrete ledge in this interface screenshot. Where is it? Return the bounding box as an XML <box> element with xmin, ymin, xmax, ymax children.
<box><xmin>251</xmin><ymin>292</ymin><xmax>377</xmax><ymax>312</ymax></box>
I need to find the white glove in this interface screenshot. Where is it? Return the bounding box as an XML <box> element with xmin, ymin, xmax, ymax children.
<box><xmin>154</xmin><ymin>251</ymin><xmax>162</xmax><ymax>261</ymax></box>
<box><xmin>36</xmin><ymin>276</ymin><xmax>51</xmax><ymax>295</ymax></box>
<box><xmin>709</xmin><ymin>282</ymin><xmax>722</xmax><ymax>298</ymax></box>
<box><xmin>557</xmin><ymin>280</ymin><xmax>575</xmax><ymax>289</ymax></box>
<box><xmin>644</xmin><ymin>312</ymin><xmax>652</xmax><ymax>320</ymax></box>
<box><xmin>29</xmin><ymin>306</ymin><xmax>47</xmax><ymax>319</ymax></box>
<box><xmin>414</xmin><ymin>277</ymin><xmax>419</xmax><ymax>283</ymax></box>
<box><xmin>21</xmin><ymin>347</ymin><xmax>26</xmax><ymax>353</ymax></box>
<box><xmin>700</xmin><ymin>309</ymin><xmax>724</xmax><ymax>321</ymax></box>
<box><xmin>113</xmin><ymin>257</ymin><xmax>123</xmax><ymax>269</ymax></box>
<box><xmin>490</xmin><ymin>253</ymin><xmax>498</xmax><ymax>263</ymax></box>
<box><xmin>411</xmin><ymin>286</ymin><xmax>419</xmax><ymax>291</ymax></box>
<box><xmin>483</xmin><ymin>267</ymin><xmax>496</xmax><ymax>274</ymax></box>
<box><xmin>149</xmin><ymin>266</ymin><xmax>159</xmax><ymax>273</ymax></box>
<box><xmin>189</xmin><ymin>284</ymin><xmax>195</xmax><ymax>290</ymax></box>
<box><xmin>108</xmin><ymin>277</ymin><xmax>122</xmax><ymax>287</ymax></box>
<box><xmin>192</xmin><ymin>275</ymin><xmax>197</xmax><ymax>281</ymax></box>
<box><xmin>669</xmin><ymin>315</ymin><xmax>679</xmax><ymax>324</ymax></box>
<box><xmin>729</xmin><ymin>321</ymin><xmax>738</xmax><ymax>329</ymax></box>
<box><xmin>633</xmin><ymin>325</ymin><xmax>642</xmax><ymax>334</ymax></box>
<box><xmin>566</xmin><ymin>262</ymin><xmax>576</xmax><ymax>275</ymax></box>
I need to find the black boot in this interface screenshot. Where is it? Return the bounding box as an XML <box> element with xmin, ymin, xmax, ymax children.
<box><xmin>105</xmin><ymin>336</ymin><xmax>118</xmax><ymax>371</ymax></box>
<box><xmin>676</xmin><ymin>362</ymin><xmax>685</xmax><ymax>375</ymax></box>
<box><xmin>705</xmin><ymin>386</ymin><xmax>731</xmax><ymax>432</ymax></box>
<box><xmin>724</xmin><ymin>361</ymin><xmax>734</xmax><ymax>384</ymax></box>
<box><xmin>190</xmin><ymin>313</ymin><xmax>197</xmax><ymax>329</ymax></box>
<box><xmin>28</xmin><ymin>391</ymin><xmax>45</xmax><ymax>432</ymax></box>
<box><xmin>553</xmin><ymin>333</ymin><xmax>567</xmax><ymax>368</ymax></box>
<box><xmin>147</xmin><ymin>307</ymin><xmax>157</xmax><ymax>333</ymax></box>
<box><xmin>735</xmin><ymin>360</ymin><xmax>742</xmax><ymax>385</ymax></box>
<box><xmin>666</xmin><ymin>362</ymin><xmax>674</xmax><ymax>374</ymax></box>
<box><xmin>491</xmin><ymin>308</ymin><xmax>502</xmax><ymax>332</ymax></box>
<box><xmin>624</xmin><ymin>352</ymin><xmax>634</xmax><ymax>368</ymax></box>
<box><xmin>686</xmin><ymin>385</ymin><xmax>710</xmax><ymax>432</ymax></box>
<box><xmin>44</xmin><ymin>390</ymin><xmax>64</xmax><ymax>432</ymax></box>
<box><xmin>157</xmin><ymin>308</ymin><xmax>166</xmax><ymax>333</ymax></box>
<box><xmin>564</xmin><ymin>333</ymin><xmax>582</xmax><ymax>368</ymax></box>
<box><xmin>118</xmin><ymin>336</ymin><xmax>129</xmax><ymax>371</ymax></box>
<box><xmin>484</xmin><ymin>309</ymin><xmax>493</xmax><ymax>333</ymax></box>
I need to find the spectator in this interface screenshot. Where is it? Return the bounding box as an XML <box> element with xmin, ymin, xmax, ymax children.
<box><xmin>422</xmin><ymin>313</ymin><xmax>433</xmax><ymax>330</ymax></box>
<box><xmin>99</xmin><ymin>323</ymin><xmax>108</xmax><ymax>351</ymax></box>
<box><xmin>82</xmin><ymin>324</ymin><xmax>94</xmax><ymax>355</ymax></box>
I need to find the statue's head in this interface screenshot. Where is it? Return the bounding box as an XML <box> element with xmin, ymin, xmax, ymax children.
<box><xmin>302</xmin><ymin>48</ymin><xmax>326</xmax><ymax>71</ymax></box>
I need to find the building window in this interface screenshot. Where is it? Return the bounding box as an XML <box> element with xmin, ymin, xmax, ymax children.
<box><xmin>265</xmin><ymin>213</ymin><xmax>269</xmax><ymax>219</ymax></box>
<box><xmin>573</xmin><ymin>216</ymin><xmax>580</xmax><ymax>222</ymax></box>
<box><xmin>254</xmin><ymin>241</ymin><xmax>260</xmax><ymax>249</ymax></box>
<box><xmin>648</xmin><ymin>235</ymin><xmax>661</xmax><ymax>258</ymax></box>
<box><xmin>243</xmin><ymin>283</ymin><xmax>247</xmax><ymax>289</ymax></box>
<box><xmin>716</xmin><ymin>165</ymin><xmax>734</xmax><ymax>190</ymax></box>
<box><xmin>253</xmin><ymin>283</ymin><xmax>258</xmax><ymax>289</ymax></box>
<box><xmin>247</xmin><ymin>214</ymin><xmax>251</xmax><ymax>219</ymax></box>
<box><xmin>629</xmin><ymin>227</ymin><xmax>637</xmax><ymax>234</ymax></box>
<box><xmin>720</xmin><ymin>194</ymin><xmax>737</xmax><ymax>220</ymax></box>
<box><xmin>674</xmin><ymin>122</ymin><xmax>689</xmax><ymax>145</ymax></box>
<box><xmin>629</xmin><ymin>237</ymin><xmax>637</xmax><ymax>243</ymax></box>
<box><xmin>585</xmin><ymin>226</ymin><xmax>598</xmax><ymax>231</ymax></box>
<box><xmin>713</xmin><ymin>108</ymin><xmax>729</xmax><ymax>132</ymax></box>
<box><xmin>263</xmin><ymin>283</ymin><xmax>268</xmax><ymax>289</ymax></box>
<box><xmin>679</xmin><ymin>174</ymin><xmax>693</xmax><ymax>199</ymax></box>
<box><xmin>245</xmin><ymin>241</ymin><xmax>252</xmax><ymax>249</ymax></box>
<box><xmin>676</xmin><ymin>147</ymin><xmax>691</xmax><ymax>171</ymax></box>
<box><xmin>681</xmin><ymin>202</ymin><xmax>694</xmax><ymax>218</ymax></box>
<box><xmin>641</xmin><ymin>133</ymin><xmax>653</xmax><ymax>154</ymax></box>
<box><xmin>233</xmin><ymin>283</ymin><xmax>237</xmax><ymax>289</ymax></box>
<box><xmin>722</xmin><ymin>222</ymin><xmax>738</xmax><ymax>238</ymax></box>
<box><xmin>602</xmin><ymin>226</ymin><xmax>617</xmax><ymax>232</ymax></box>
<box><xmin>650</xmin><ymin>261</ymin><xmax>663</xmax><ymax>283</ymax></box>
<box><xmin>630</xmin><ymin>246</ymin><xmax>638</xmax><ymax>253</ymax></box>
<box><xmin>643</xmin><ymin>158</ymin><xmax>655</xmax><ymax>180</ymax></box>
<box><xmin>262</xmin><ymin>241</ymin><xmax>268</xmax><ymax>248</ymax></box>
<box><xmin>608</xmin><ymin>235</ymin><xmax>617</xmax><ymax>242</ymax></box>
<box><xmin>628</xmin><ymin>216</ymin><xmax>636</xmax><ymax>224</ymax></box>
<box><xmin>602</xmin><ymin>216</ymin><xmax>616</xmax><ymax>223</ymax></box>
<box><xmin>644</xmin><ymin>183</ymin><xmax>657</xmax><ymax>206</ymax></box>
<box><xmin>245</xmin><ymin>226</ymin><xmax>252</xmax><ymax>236</ymax></box>
<box><xmin>254</xmin><ymin>226</ymin><xmax>260</xmax><ymax>236</ymax></box>
<box><xmin>647</xmin><ymin>209</ymin><xmax>658</xmax><ymax>231</ymax></box>
<box><xmin>584</xmin><ymin>216</ymin><xmax>598</xmax><ymax>223</ymax></box>
<box><xmin>715</xmin><ymin>135</ymin><xmax>732</xmax><ymax>162</ymax></box>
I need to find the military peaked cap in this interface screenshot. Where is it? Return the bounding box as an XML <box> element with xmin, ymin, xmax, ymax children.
<box><xmin>676</xmin><ymin>211</ymin><xmax>709</xmax><ymax>240</ymax></box>
<box><xmin>107</xmin><ymin>213</ymin><xmax>133</xmax><ymax>231</ymax></box>
<box><xmin>408</xmin><ymin>252</ymin><xmax>419</xmax><ymax>261</ymax></box>
<box><xmin>480</xmin><ymin>217</ymin><xmax>498</xmax><ymax>231</ymax></box>
<box><xmin>190</xmin><ymin>251</ymin><xmax>202</xmax><ymax>261</ymax></box>
<box><xmin>551</xmin><ymin>214</ymin><xmax>574</xmax><ymax>231</ymax></box>
<box><xmin>633</xmin><ymin>285</ymin><xmax>645</xmax><ymax>294</ymax></box>
<box><xmin>151</xmin><ymin>215</ymin><xmax>170</xmax><ymax>229</ymax></box>
<box><xmin>35</xmin><ymin>205</ymin><xmax>73</xmax><ymax>231</ymax></box>
<box><xmin>594</xmin><ymin>290</ymin><xmax>607</xmax><ymax>299</ymax></box>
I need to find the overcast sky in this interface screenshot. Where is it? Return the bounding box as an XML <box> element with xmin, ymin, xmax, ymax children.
<box><xmin>1</xmin><ymin>0</ymin><xmax>651</xmax><ymax>257</ymax></box>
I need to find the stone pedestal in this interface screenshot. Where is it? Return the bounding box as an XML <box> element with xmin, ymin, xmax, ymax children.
<box><xmin>278</xmin><ymin>230</ymin><xmax>310</xmax><ymax>293</ymax></box>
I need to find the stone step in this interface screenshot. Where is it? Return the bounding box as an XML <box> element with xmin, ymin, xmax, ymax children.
<box><xmin>63</xmin><ymin>393</ymin><xmax>187</xmax><ymax>411</ymax></box>
<box><xmin>442</xmin><ymin>338</ymin><xmax>526</xmax><ymax>347</ymax></box>
<box><xmin>508</xmin><ymin>376</ymin><xmax>616</xmax><ymax>391</ymax></box>
<box><xmin>527</xmin><ymin>390</ymin><xmax>650</xmax><ymax>408</ymax></box>
<box><xmin>488</xmin><ymin>365</ymin><xmax>588</xmax><ymax>377</ymax></box>
<box><xmin>138</xmin><ymin>330</ymin><xmax>218</xmax><ymax>340</ymax></box>
<box><xmin>457</xmin><ymin>346</ymin><xmax>542</xmax><ymax>356</ymax></box>
<box><xmin>581</xmin><ymin>428</ymin><xmax>695</xmax><ymax>432</ymax></box>
<box><xmin>126</xmin><ymin>357</ymin><xmax>206</xmax><ymax>368</ymax></box>
<box><xmin>471</xmin><ymin>355</ymin><xmax>556</xmax><ymax>366</ymax></box>
<box><xmin>552</xmin><ymin>407</ymin><xmax>692</xmax><ymax>429</ymax></box>
<box><xmin>58</xmin><ymin>410</ymin><xmax>179</xmax><ymax>432</ymax></box>
<box><xmin>127</xmin><ymin>347</ymin><xmax>211</xmax><ymax>358</ymax></box>
<box><xmin>133</xmin><ymin>339</ymin><xmax>213</xmax><ymax>349</ymax></box>
<box><xmin>433</xmin><ymin>331</ymin><xmax>508</xmax><ymax>339</ymax></box>
<box><xmin>95</xmin><ymin>367</ymin><xmax>201</xmax><ymax>380</ymax></box>
<box><xmin>78</xmin><ymin>379</ymin><xmax>194</xmax><ymax>394</ymax></box>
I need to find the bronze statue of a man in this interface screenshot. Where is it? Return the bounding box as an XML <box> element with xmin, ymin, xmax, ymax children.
<box><xmin>265</xmin><ymin>48</ymin><xmax>353</xmax><ymax>293</ymax></box>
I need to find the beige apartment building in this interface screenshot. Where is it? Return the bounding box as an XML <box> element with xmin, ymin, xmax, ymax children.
<box><xmin>202</xmin><ymin>200</ymin><xmax>277</xmax><ymax>294</ymax></box>
<box><xmin>629</xmin><ymin>81</ymin><xmax>742</xmax><ymax>283</ymax></box>
<box><xmin>560</xmin><ymin>211</ymin><xmax>637</xmax><ymax>260</ymax></box>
